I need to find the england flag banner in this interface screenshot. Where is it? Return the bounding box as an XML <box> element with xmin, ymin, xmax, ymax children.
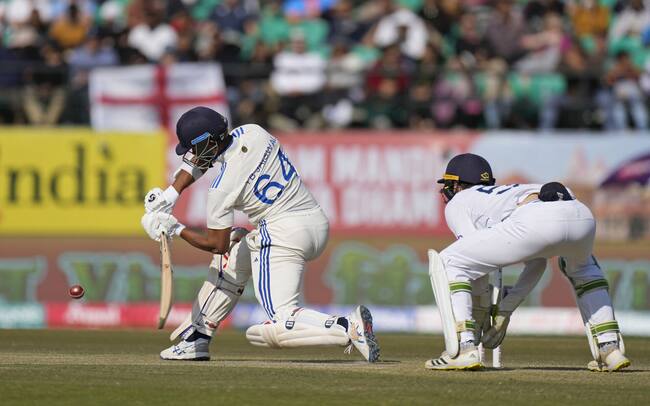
<box><xmin>89</xmin><ymin>63</ymin><xmax>229</xmax><ymax>131</ymax></box>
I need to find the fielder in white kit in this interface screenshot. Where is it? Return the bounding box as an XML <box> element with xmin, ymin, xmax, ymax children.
<box><xmin>426</xmin><ymin>153</ymin><xmax>630</xmax><ymax>372</ymax></box>
<box><xmin>141</xmin><ymin>106</ymin><xmax>379</xmax><ymax>362</ymax></box>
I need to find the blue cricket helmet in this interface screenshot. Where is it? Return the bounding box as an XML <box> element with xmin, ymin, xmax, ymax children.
<box><xmin>175</xmin><ymin>106</ymin><xmax>229</xmax><ymax>155</ymax></box>
<box><xmin>437</xmin><ymin>153</ymin><xmax>495</xmax><ymax>186</ymax></box>
<box><xmin>175</xmin><ymin>106</ymin><xmax>231</xmax><ymax>170</ymax></box>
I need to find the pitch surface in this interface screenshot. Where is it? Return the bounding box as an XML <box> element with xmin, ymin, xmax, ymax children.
<box><xmin>0</xmin><ymin>330</ymin><xmax>648</xmax><ymax>405</ymax></box>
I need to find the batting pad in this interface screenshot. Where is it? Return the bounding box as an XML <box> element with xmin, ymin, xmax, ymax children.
<box><xmin>428</xmin><ymin>249</ymin><xmax>460</xmax><ymax>358</ymax></box>
<box><xmin>246</xmin><ymin>321</ymin><xmax>349</xmax><ymax>348</ymax></box>
<box><xmin>170</xmin><ymin>238</ymin><xmax>251</xmax><ymax>341</ymax></box>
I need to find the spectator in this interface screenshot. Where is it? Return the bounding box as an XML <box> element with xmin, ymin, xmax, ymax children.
<box><xmin>48</xmin><ymin>0</ymin><xmax>97</xmax><ymax>21</ymax></box>
<box><xmin>322</xmin><ymin>39</ymin><xmax>365</xmax><ymax>128</ymax></box>
<box><xmin>603</xmin><ymin>51</ymin><xmax>648</xmax><ymax>130</ymax></box>
<box><xmin>431</xmin><ymin>69</ymin><xmax>484</xmax><ymax>129</ymax></box>
<box><xmin>256</xmin><ymin>0</ymin><xmax>290</xmax><ymax>49</ymax></box>
<box><xmin>324</xmin><ymin>0</ymin><xmax>367</xmax><ymax>43</ymax></box>
<box><xmin>3</xmin><ymin>0</ymin><xmax>53</xmax><ymax>26</ymax></box>
<box><xmin>0</xmin><ymin>46</ymin><xmax>23</xmax><ymax>123</ymax></box>
<box><xmin>22</xmin><ymin>45</ymin><xmax>67</xmax><ymax>125</ymax></box>
<box><xmin>6</xmin><ymin>7</ymin><xmax>46</xmax><ymax>61</ymax></box>
<box><xmin>523</xmin><ymin>0</ymin><xmax>565</xmax><ymax>27</ymax></box>
<box><xmin>284</xmin><ymin>0</ymin><xmax>336</xmax><ymax>18</ymax></box>
<box><xmin>419</xmin><ymin>0</ymin><xmax>463</xmax><ymax>38</ymax></box>
<box><xmin>569</xmin><ymin>0</ymin><xmax>610</xmax><ymax>38</ymax></box>
<box><xmin>609</xmin><ymin>0</ymin><xmax>650</xmax><ymax>42</ymax></box>
<box><xmin>485</xmin><ymin>0</ymin><xmax>525</xmax><ymax>64</ymax></box>
<box><xmin>415</xmin><ymin>44</ymin><xmax>440</xmax><ymax>83</ymax></box>
<box><xmin>127</xmin><ymin>1</ymin><xmax>178</xmax><ymax>62</ymax></box>
<box><xmin>454</xmin><ymin>12</ymin><xmax>490</xmax><ymax>67</ymax></box>
<box><xmin>372</xmin><ymin>0</ymin><xmax>428</xmax><ymax>60</ymax></box>
<box><xmin>196</xmin><ymin>22</ymin><xmax>242</xmax><ymax>63</ymax></box>
<box><xmin>516</xmin><ymin>12</ymin><xmax>565</xmax><ymax>74</ymax></box>
<box><xmin>96</xmin><ymin>0</ymin><xmax>127</xmax><ymax>42</ymax></box>
<box><xmin>408</xmin><ymin>80</ymin><xmax>435</xmax><ymax>129</ymax></box>
<box><xmin>211</xmin><ymin>0</ymin><xmax>257</xmax><ymax>36</ymax></box>
<box><xmin>0</xmin><ymin>0</ymin><xmax>648</xmax><ymax>130</ymax></box>
<box><xmin>68</xmin><ymin>36</ymin><xmax>119</xmax><ymax>84</ymax></box>
<box><xmin>66</xmin><ymin>35</ymin><xmax>118</xmax><ymax>123</ymax></box>
<box><xmin>49</xmin><ymin>2</ymin><xmax>91</xmax><ymax>49</ymax></box>
<box><xmin>269</xmin><ymin>31</ymin><xmax>327</xmax><ymax>129</ymax></box>
<box><xmin>363</xmin><ymin>77</ymin><xmax>408</xmax><ymax>128</ymax></box>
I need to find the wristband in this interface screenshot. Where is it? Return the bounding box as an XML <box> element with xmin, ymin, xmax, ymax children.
<box><xmin>174</xmin><ymin>223</ymin><xmax>186</xmax><ymax>236</ymax></box>
<box><xmin>162</xmin><ymin>186</ymin><xmax>180</xmax><ymax>205</ymax></box>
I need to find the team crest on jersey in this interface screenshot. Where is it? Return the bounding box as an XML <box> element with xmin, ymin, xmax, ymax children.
<box><xmin>480</xmin><ymin>172</ymin><xmax>490</xmax><ymax>181</ymax></box>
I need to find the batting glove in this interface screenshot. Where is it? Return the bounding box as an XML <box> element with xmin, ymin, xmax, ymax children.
<box><xmin>141</xmin><ymin>212</ymin><xmax>162</xmax><ymax>241</ymax></box>
<box><xmin>154</xmin><ymin>212</ymin><xmax>186</xmax><ymax>239</ymax></box>
<box><xmin>144</xmin><ymin>186</ymin><xmax>179</xmax><ymax>214</ymax></box>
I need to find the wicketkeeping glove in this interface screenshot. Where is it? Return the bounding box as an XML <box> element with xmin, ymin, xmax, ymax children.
<box><xmin>481</xmin><ymin>310</ymin><xmax>512</xmax><ymax>349</ymax></box>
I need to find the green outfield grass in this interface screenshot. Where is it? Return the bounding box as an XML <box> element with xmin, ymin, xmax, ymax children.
<box><xmin>0</xmin><ymin>330</ymin><xmax>648</xmax><ymax>405</ymax></box>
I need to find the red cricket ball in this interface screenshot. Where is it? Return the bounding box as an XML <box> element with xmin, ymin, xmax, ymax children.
<box><xmin>68</xmin><ymin>284</ymin><xmax>85</xmax><ymax>299</ymax></box>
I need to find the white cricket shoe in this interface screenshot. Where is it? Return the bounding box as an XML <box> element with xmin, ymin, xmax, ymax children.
<box><xmin>345</xmin><ymin>305</ymin><xmax>380</xmax><ymax>363</ymax></box>
<box><xmin>160</xmin><ymin>338</ymin><xmax>210</xmax><ymax>361</ymax></box>
<box><xmin>425</xmin><ymin>343</ymin><xmax>483</xmax><ymax>371</ymax></box>
<box><xmin>587</xmin><ymin>343</ymin><xmax>630</xmax><ymax>372</ymax></box>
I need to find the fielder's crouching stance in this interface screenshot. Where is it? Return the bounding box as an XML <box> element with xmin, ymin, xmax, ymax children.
<box><xmin>426</xmin><ymin>153</ymin><xmax>629</xmax><ymax>372</ymax></box>
<box><xmin>141</xmin><ymin>107</ymin><xmax>379</xmax><ymax>362</ymax></box>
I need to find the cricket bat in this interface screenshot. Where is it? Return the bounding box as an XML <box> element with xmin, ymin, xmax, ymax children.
<box><xmin>158</xmin><ymin>231</ymin><xmax>174</xmax><ymax>329</ymax></box>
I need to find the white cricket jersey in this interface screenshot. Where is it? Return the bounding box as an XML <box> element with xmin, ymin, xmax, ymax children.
<box><xmin>205</xmin><ymin>124</ymin><xmax>318</xmax><ymax>229</ymax></box>
<box><xmin>444</xmin><ymin>183</ymin><xmax>545</xmax><ymax>239</ymax></box>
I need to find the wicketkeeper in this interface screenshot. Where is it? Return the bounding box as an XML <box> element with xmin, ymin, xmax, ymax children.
<box><xmin>426</xmin><ymin>153</ymin><xmax>630</xmax><ymax>372</ymax></box>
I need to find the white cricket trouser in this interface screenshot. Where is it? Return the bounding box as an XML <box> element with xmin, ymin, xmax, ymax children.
<box><xmin>441</xmin><ymin>200</ymin><xmax>617</xmax><ymax>342</ymax></box>
<box><xmin>246</xmin><ymin>206</ymin><xmax>339</xmax><ymax>328</ymax></box>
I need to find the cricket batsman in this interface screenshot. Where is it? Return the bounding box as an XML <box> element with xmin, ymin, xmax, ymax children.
<box><xmin>426</xmin><ymin>153</ymin><xmax>630</xmax><ymax>372</ymax></box>
<box><xmin>141</xmin><ymin>106</ymin><xmax>379</xmax><ymax>362</ymax></box>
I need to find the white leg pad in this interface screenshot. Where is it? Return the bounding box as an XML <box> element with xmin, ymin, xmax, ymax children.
<box><xmin>246</xmin><ymin>320</ymin><xmax>349</xmax><ymax>349</ymax></box>
<box><xmin>170</xmin><ymin>238</ymin><xmax>251</xmax><ymax>341</ymax></box>
<box><xmin>472</xmin><ymin>276</ymin><xmax>491</xmax><ymax>344</ymax></box>
<box><xmin>584</xmin><ymin>323</ymin><xmax>600</xmax><ymax>361</ymax></box>
<box><xmin>428</xmin><ymin>249</ymin><xmax>460</xmax><ymax>358</ymax></box>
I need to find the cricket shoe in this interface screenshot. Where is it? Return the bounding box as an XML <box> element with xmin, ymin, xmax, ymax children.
<box><xmin>425</xmin><ymin>343</ymin><xmax>483</xmax><ymax>371</ymax></box>
<box><xmin>160</xmin><ymin>338</ymin><xmax>210</xmax><ymax>361</ymax></box>
<box><xmin>345</xmin><ymin>305</ymin><xmax>380</xmax><ymax>363</ymax></box>
<box><xmin>587</xmin><ymin>342</ymin><xmax>630</xmax><ymax>372</ymax></box>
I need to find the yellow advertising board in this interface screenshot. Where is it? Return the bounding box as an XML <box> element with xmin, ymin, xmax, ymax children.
<box><xmin>0</xmin><ymin>128</ymin><xmax>165</xmax><ymax>235</ymax></box>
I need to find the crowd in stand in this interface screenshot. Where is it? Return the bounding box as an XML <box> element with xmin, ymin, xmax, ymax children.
<box><xmin>1</xmin><ymin>0</ymin><xmax>650</xmax><ymax>131</ymax></box>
